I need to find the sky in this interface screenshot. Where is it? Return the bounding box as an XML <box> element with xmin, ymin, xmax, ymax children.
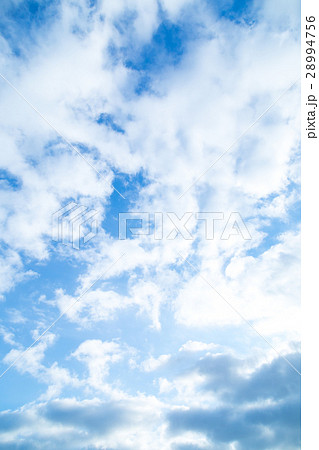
<box><xmin>0</xmin><ymin>0</ymin><xmax>300</xmax><ymax>449</ymax></box>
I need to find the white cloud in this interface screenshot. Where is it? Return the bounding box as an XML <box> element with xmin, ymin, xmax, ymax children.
<box><xmin>72</xmin><ymin>339</ymin><xmax>135</xmax><ymax>391</ymax></box>
<box><xmin>0</xmin><ymin>1</ymin><xmax>300</xmax><ymax>447</ymax></box>
<box><xmin>141</xmin><ymin>354</ymin><xmax>171</xmax><ymax>372</ymax></box>
<box><xmin>0</xmin><ymin>249</ymin><xmax>37</xmax><ymax>296</ymax></box>
<box><xmin>2</xmin><ymin>331</ymin><xmax>80</xmax><ymax>399</ymax></box>
<box><xmin>179</xmin><ymin>340</ymin><xmax>220</xmax><ymax>353</ymax></box>
<box><xmin>0</xmin><ymin>325</ymin><xmax>16</xmax><ymax>346</ymax></box>
<box><xmin>0</xmin><ymin>0</ymin><xmax>300</xmax><ymax>305</ymax></box>
<box><xmin>174</xmin><ymin>231</ymin><xmax>300</xmax><ymax>341</ymax></box>
<box><xmin>6</xmin><ymin>308</ymin><xmax>27</xmax><ymax>324</ymax></box>
<box><xmin>159</xmin><ymin>0</ymin><xmax>196</xmax><ymax>20</ymax></box>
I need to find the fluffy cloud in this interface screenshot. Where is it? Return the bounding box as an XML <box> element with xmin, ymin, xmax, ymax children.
<box><xmin>168</xmin><ymin>351</ymin><xmax>301</xmax><ymax>449</ymax></box>
<box><xmin>141</xmin><ymin>353</ymin><xmax>171</xmax><ymax>372</ymax></box>
<box><xmin>71</xmin><ymin>339</ymin><xmax>135</xmax><ymax>391</ymax></box>
<box><xmin>2</xmin><ymin>331</ymin><xmax>80</xmax><ymax>399</ymax></box>
<box><xmin>0</xmin><ymin>249</ymin><xmax>37</xmax><ymax>296</ymax></box>
<box><xmin>0</xmin><ymin>350</ymin><xmax>300</xmax><ymax>449</ymax></box>
<box><xmin>174</xmin><ymin>230</ymin><xmax>300</xmax><ymax>341</ymax></box>
<box><xmin>0</xmin><ymin>0</ymin><xmax>300</xmax><ymax>448</ymax></box>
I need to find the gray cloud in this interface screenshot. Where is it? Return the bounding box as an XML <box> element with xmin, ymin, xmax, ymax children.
<box><xmin>42</xmin><ymin>399</ymin><xmax>128</xmax><ymax>435</ymax></box>
<box><xmin>168</xmin><ymin>352</ymin><xmax>300</xmax><ymax>449</ymax></box>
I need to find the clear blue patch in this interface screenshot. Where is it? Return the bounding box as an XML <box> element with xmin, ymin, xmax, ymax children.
<box><xmin>109</xmin><ymin>16</ymin><xmax>201</xmax><ymax>95</ymax></box>
<box><xmin>205</xmin><ymin>0</ymin><xmax>256</xmax><ymax>24</ymax></box>
<box><xmin>88</xmin><ymin>0</ymin><xmax>97</xmax><ymax>8</ymax></box>
<box><xmin>0</xmin><ymin>169</ymin><xmax>22</xmax><ymax>190</ymax></box>
<box><xmin>134</xmin><ymin>74</ymin><xmax>153</xmax><ymax>96</ymax></box>
<box><xmin>113</xmin><ymin>10</ymin><xmax>138</xmax><ymax>36</ymax></box>
<box><xmin>97</xmin><ymin>113</ymin><xmax>125</xmax><ymax>134</ymax></box>
<box><xmin>103</xmin><ymin>170</ymin><xmax>151</xmax><ymax>238</ymax></box>
<box><xmin>0</xmin><ymin>368</ymin><xmax>44</xmax><ymax>410</ymax></box>
<box><xmin>0</xmin><ymin>0</ymin><xmax>58</xmax><ymax>57</ymax></box>
<box><xmin>247</xmin><ymin>188</ymin><xmax>300</xmax><ymax>258</ymax></box>
<box><xmin>124</xmin><ymin>20</ymin><xmax>186</xmax><ymax>72</ymax></box>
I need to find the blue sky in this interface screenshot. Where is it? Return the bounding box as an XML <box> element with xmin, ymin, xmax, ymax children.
<box><xmin>0</xmin><ymin>0</ymin><xmax>300</xmax><ymax>448</ymax></box>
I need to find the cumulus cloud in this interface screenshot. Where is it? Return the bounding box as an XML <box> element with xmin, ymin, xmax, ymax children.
<box><xmin>179</xmin><ymin>341</ymin><xmax>220</xmax><ymax>353</ymax></box>
<box><xmin>174</xmin><ymin>230</ymin><xmax>300</xmax><ymax>340</ymax></box>
<box><xmin>141</xmin><ymin>353</ymin><xmax>171</xmax><ymax>372</ymax></box>
<box><xmin>0</xmin><ymin>0</ymin><xmax>300</xmax><ymax>448</ymax></box>
<box><xmin>0</xmin><ymin>351</ymin><xmax>300</xmax><ymax>449</ymax></box>
<box><xmin>71</xmin><ymin>339</ymin><xmax>136</xmax><ymax>391</ymax></box>
<box><xmin>0</xmin><ymin>249</ymin><xmax>37</xmax><ymax>296</ymax></box>
<box><xmin>168</xmin><ymin>352</ymin><xmax>301</xmax><ymax>449</ymax></box>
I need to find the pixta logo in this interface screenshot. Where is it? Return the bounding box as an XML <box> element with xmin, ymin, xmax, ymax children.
<box><xmin>52</xmin><ymin>202</ymin><xmax>98</xmax><ymax>249</ymax></box>
<box><xmin>118</xmin><ymin>212</ymin><xmax>251</xmax><ymax>241</ymax></box>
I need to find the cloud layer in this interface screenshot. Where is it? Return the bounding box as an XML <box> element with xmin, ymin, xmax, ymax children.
<box><xmin>0</xmin><ymin>0</ymin><xmax>300</xmax><ymax>448</ymax></box>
